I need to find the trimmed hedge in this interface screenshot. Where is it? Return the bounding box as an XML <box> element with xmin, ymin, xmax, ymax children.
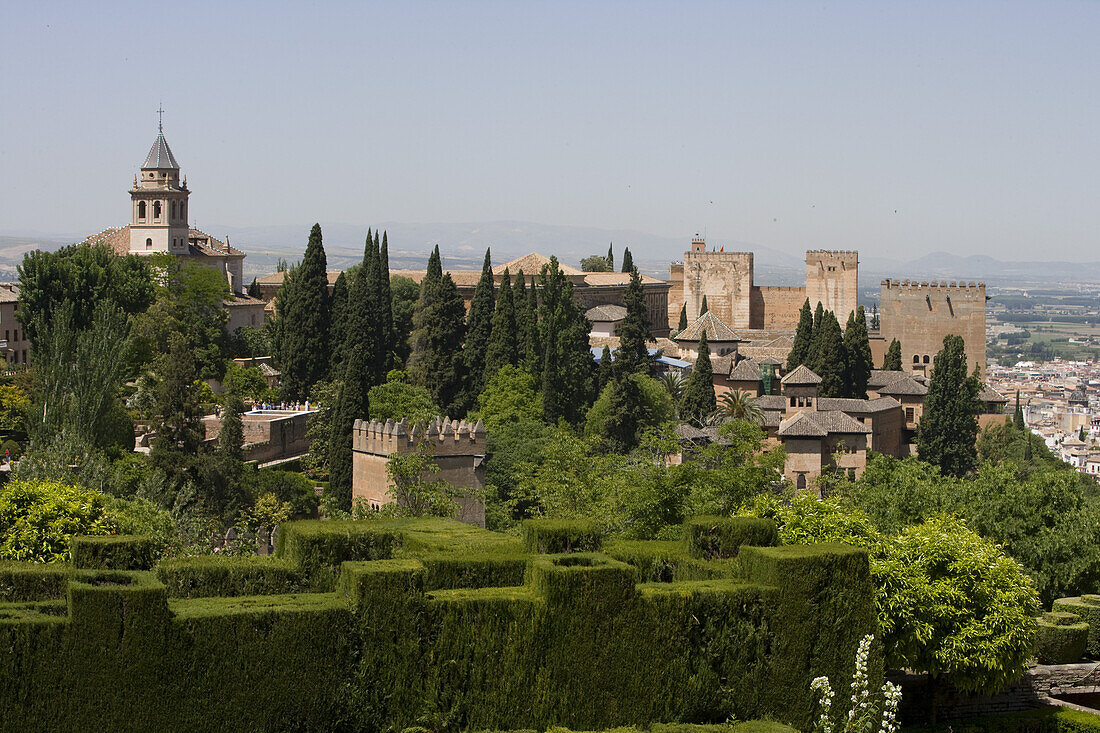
<box><xmin>0</xmin><ymin>561</ymin><xmax>72</xmax><ymax>602</ymax></box>
<box><xmin>685</xmin><ymin>516</ymin><xmax>778</xmax><ymax>560</ymax></box>
<box><xmin>71</xmin><ymin>535</ymin><xmax>158</xmax><ymax>570</ymax></box>
<box><xmin>523</xmin><ymin>518</ymin><xmax>603</xmax><ymax>554</ymax></box>
<box><xmin>1036</xmin><ymin>611</ymin><xmax>1088</xmax><ymax>664</ymax></box>
<box><xmin>903</xmin><ymin>706</ymin><xmax>1100</xmax><ymax>731</ymax></box>
<box><xmin>603</xmin><ymin>540</ymin><xmax>732</xmax><ymax>583</ymax></box>
<box><xmin>1052</xmin><ymin>595</ymin><xmax>1100</xmax><ymax>656</ymax></box>
<box><xmin>0</xmin><ymin>517</ymin><xmax>875</xmax><ymax>731</ymax></box>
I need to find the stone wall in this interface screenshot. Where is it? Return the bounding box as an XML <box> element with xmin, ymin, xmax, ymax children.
<box><xmin>880</xmin><ymin>279</ymin><xmax>987</xmax><ymax>378</ymax></box>
<box><xmin>805</xmin><ymin>250</ymin><xmax>859</xmax><ymax>322</ymax></box>
<box><xmin>752</xmin><ymin>286</ymin><xmax>808</xmax><ymax>329</ymax></box>
<box><xmin>682</xmin><ymin>251</ymin><xmax>754</xmax><ymax>327</ymax></box>
<box><xmin>203</xmin><ymin>409</ymin><xmax>313</xmax><ymax>463</ymax></box>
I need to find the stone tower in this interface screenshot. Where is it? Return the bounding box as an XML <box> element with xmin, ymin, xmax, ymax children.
<box><xmin>804</xmin><ymin>251</ymin><xmax>859</xmax><ymax>321</ymax></box>
<box><xmin>682</xmin><ymin>237</ymin><xmax>755</xmax><ymax>328</ymax></box>
<box><xmin>879</xmin><ymin>279</ymin><xmax>987</xmax><ymax>378</ymax></box>
<box><xmin>128</xmin><ymin>123</ymin><xmax>190</xmax><ymax>255</ymax></box>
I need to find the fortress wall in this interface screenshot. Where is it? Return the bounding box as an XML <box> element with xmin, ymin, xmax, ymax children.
<box><xmin>682</xmin><ymin>251</ymin><xmax>754</xmax><ymax>328</ymax></box>
<box><xmin>668</xmin><ymin>263</ymin><xmax>684</xmax><ymax>328</ymax></box>
<box><xmin>752</xmin><ymin>286</ymin><xmax>808</xmax><ymax>330</ymax></box>
<box><xmin>805</xmin><ymin>251</ymin><xmax>859</xmax><ymax>321</ymax></box>
<box><xmin>879</xmin><ymin>279</ymin><xmax>987</xmax><ymax>377</ymax></box>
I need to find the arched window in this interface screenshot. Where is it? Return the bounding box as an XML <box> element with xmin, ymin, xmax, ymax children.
<box><xmin>146</xmin><ymin>238</ymin><xmax>152</xmax><ymax>250</ymax></box>
<box><xmin>913</xmin><ymin>354</ymin><xmax>920</xmax><ymax>364</ymax></box>
<box><xmin>923</xmin><ymin>355</ymin><xmax>930</xmax><ymax>364</ymax></box>
<box><xmin>154</xmin><ymin>201</ymin><xmax>161</xmax><ymax>219</ymax></box>
<box><xmin>180</xmin><ymin>203</ymin><xmax>185</xmax><ymax>221</ymax></box>
<box><xmin>171</xmin><ymin>201</ymin><xmax>177</xmax><ymax>219</ymax></box>
<box><xmin>790</xmin><ymin>397</ymin><xmax>796</xmax><ymax>407</ymax></box>
<box><xmin>138</xmin><ymin>201</ymin><xmax>146</xmax><ymax>220</ymax></box>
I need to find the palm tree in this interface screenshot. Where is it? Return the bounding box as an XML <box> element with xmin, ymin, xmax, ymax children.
<box><xmin>659</xmin><ymin>372</ymin><xmax>685</xmax><ymax>401</ymax></box>
<box><xmin>718</xmin><ymin>390</ymin><xmax>764</xmax><ymax>424</ymax></box>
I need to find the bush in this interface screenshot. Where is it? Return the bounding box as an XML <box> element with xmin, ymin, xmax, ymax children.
<box><xmin>71</xmin><ymin>535</ymin><xmax>158</xmax><ymax>570</ymax></box>
<box><xmin>523</xmin><ymin>518</ymin><xmax>603</xmax><ymax>554</ymax></box>
<box><xmin>1052</xmin><ymin>595</ymin><xmax>1100</xmax><ymax>657</ymax></box>
<box><xmin>1035</xmin><ymin>611</ymin><xmax>1088</xmax><ymax>664</ymax></box>
<box><xmin>156</xmin><ymin>555</ymin><xmax>300</xmax><ymax>598</ymax></box>
<box><xmin>685</xmin><ymin>516</ymin><xmax>778</xmax><ymax>559</ymax></box>
<box><xmin>0</xmin><ymin>478</ymin><xmax>116</xmax><ymax>562</ymax></box>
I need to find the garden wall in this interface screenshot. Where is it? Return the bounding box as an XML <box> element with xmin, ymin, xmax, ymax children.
<box><xmin>0</xmin><ymin>517</ymin><xmax>876</xmax><ymax>731</ymax></box>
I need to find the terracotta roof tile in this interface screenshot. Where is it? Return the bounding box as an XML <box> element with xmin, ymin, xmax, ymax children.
<box><xmin>780</xmin><ymin>364</ymin><xmax>822</xmax><ymax>385</ymax></box>
<box><xmin>675</xmin><ymin>311</ymin><xmax>743</xmax><ymax>343</ymax></box>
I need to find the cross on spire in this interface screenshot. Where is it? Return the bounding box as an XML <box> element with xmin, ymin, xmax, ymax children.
<box><xmin>157</xmin><ymin>103</ymin><xmax>165</xmax><ymax>132</ymax></box>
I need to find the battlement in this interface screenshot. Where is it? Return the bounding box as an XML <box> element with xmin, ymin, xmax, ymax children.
<box><xmin>685</xmin><ymin>249</ymin><xmax>754</xmax><ymax>263</ymax></box>
<box><xmin>806</xmin><ymin>250</ymin><xmax>858</xmax><ymax>266</ymax></box>
<box><xmin>881</xmin><ymin>278</ymin><xmax>986</xmax><ymax>293</ymax></box>
<box><xmin>353</xmin><ymin>416</ymin><xmax>486</xmax><ymax>457</ymax></box>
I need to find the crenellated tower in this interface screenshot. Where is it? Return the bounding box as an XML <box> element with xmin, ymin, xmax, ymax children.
<box><xmin>879</xmin><ymin>279</ymin><xmax>987</xmax><ymax>377</ymax></box>
<box><xmin>804</xmin><ymin>250</ymin><xmax>859</xmax><ymax>321</ymax></box>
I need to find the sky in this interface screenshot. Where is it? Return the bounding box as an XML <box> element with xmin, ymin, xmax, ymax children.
<box><xmin>1</xmin><ymin>1</ymin><xmax>1098</xmax><ymax>261</ymax></box>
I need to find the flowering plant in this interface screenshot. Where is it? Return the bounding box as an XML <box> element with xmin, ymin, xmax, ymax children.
<box><xmin>811</xmin><ymin>635</ymin><xmax>902</xmax><ymax>733</ymax></box>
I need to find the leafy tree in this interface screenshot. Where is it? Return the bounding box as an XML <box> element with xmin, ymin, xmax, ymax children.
<box><xmin>368</xmin><ymin>370</ymin><xmax>439</xmax><ymax>424</ymax></box>
<box><xmin>615</xmin><ymin>267</ymin><xmax>651</xmax><ymax>375</ymax></box>
<box><xmin>586</xmin><ymin>373</ymin><xmax>674</xmax><ymax>452</ymax></box>
<box><xmin>700</xmin><ymin>295</ymin><xmax>709</xmax><ymax>315</ymax></box>
<box><xmin>17</xmin><ymin>243</ymin><xmax>155</xmax><ymax>345</ymax></box>
<box><xmin>916</xmin><ymin>335</ymin><xmax>981</xmax><ymax>477</ymax></box>
<box><xmin>151</xmin><ymin>333</ymin><xmax>205</xmax><ymax>458</ymax></box>
<box><xmin>678</xmin><ymin>303</ymin><xmax>687</xmax><ymax>332</ymax></box>
<box><xmin>327</xmin><ymin>343</ymin><xmax>371</xmax><ymax>511</ymax></box>
<box><xmin>680</xmin><ymin>333</ymin><xmax>716</xmax><ymax>426</ymax></box>
<box><xmin>217</xmin><ymin>397</ymin><xmax>245</xmax><ymax>461</ymax></box>
<box><xmin>386</xmin><ymin>442</ymin><xmax>460</xmax><ymax>517</ymax></box>
<box><xmin>0</xmin><ymin>385</ymin><xmax>29</xmax><ymax>440</ymax></box>
<box><xmin>223</xmin><ymin>362</ymin><xmax>268</xmax><ymax>402</ymax></box>
<box><xmin>580</xmin><ymin>255</ymin><xmax>611</xmax><ymax>272</ymax></box>
<box><xmin>620</xmin><ymin>247</ymin><xmax>633</xmax><ymax>273</ymax></box>
<box><xmin>484</xmin><ymin>268</ymin><xmax>519</xmax><ymax>382</ymax></box>
<box><xmin>230</xmin><ymin>324</ymin><xmax>274</xmax><ymax>359</ymax></box>
<box><xmin>390</xmin><ymin>275</ymin><xmax>418</xmax><ymax>366</ymax></box>
<box><xmin>810</xmin><ymin>310</ymin><xmax>847</xmax><ymax>398</ymax></box>
<box><xmin>301</xmin><ymin>379</ymin><xmax>340</xmax><ymax>481</ymax></box>
<box><xmin>0</xmin><ymin>477</ymin><xmax>117</xmax><ymax>562</ymax></box>
<box><xmin>458</xmin><ymin>249</ymin><xmax>496</xmax><ymax>412</ymax></box>
<box><xmin>472</xmin><ymin>365</ymin><xmax>543</xmax><ymax>429</ymax></box>
<box><xmin>327</xmin><ymin>271</ymin><xmax>349</xmax><ymax>376</ymax></box>
<box><xmin>787</xmin><ymin>298</ymin><xmax>814</xmax><ymax>370</ymax></box>
<box><xmin>843</xmin><ymin>306</ymin><xmax>873</xmax><ymax>398</ymax></box>
<box><xmin>276</xmin><ymin>224</ymin><xmax>330</xmax><ymax>400</ymax></box>
<box><xmin>408</xmin><ymin>246</ymin><xmax>467</xmax><ymax>415</ymax></box>
<box><xmin>882</xmin><ymin>338</ymin><xmax>902</xmax><ymax>370</ymax></box>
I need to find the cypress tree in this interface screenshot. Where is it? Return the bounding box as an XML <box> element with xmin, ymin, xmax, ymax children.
<box><xmin>327</xmin><ymin>342</ymin><xmax>371</xmax><ymax>511</ymax></box>
<box><xmin>843</xmin><ymin>306</ymin><xmax>873</xmax><ymax>398</ymax></box>
<box><xmin>378</xmin><ymin>231</ymin><xmax>394</xmax><ymax>374</ymax></box>
<box><xmin>539</xmin><ymin>259</ymin><xmax>594</xmax><ymax>425</ymax></box>
<box><xmin>603</xmin><ymin>374</ymin><xmax>644</xmax><ymax>453</ymax></box>
<box><xmin>806</xmin><ymin>301</ymin><xmax>825</xmax><ymax>366</ymax></box>
<box><xmin>523</xmin><ymin>275</ymin><xmax>541</xmax><ymax>380</ymax></box>
<box><xmin>621</xmin><ymin>247</ymin><xmax>634</xmax><ymax>273</ymax></box>
<box><xmin>917</xmin><ymin>335</ymin><xmax>982</xmax><ymax>477</ymax></box>
<box><xmin>484</xmin><ymin>268</ymin><xmax>518</xmax><ymax>382</ymax></box>
<box><xmin>367</xmin><ymin>230</ymin><xmax>390</xmax><ymax>384</ymax></box>
<box><xmin>811</xmin><ymin>310</ymin><xmax>848</xmax><ymax>398</ymax></box>
<box><xmin>459</xmin><ymin>249</ymin><xmax>496</xmax><ymax>411</ymax></box>
<box><xmin>277</xmin><ymin>223</ymin><xmax>330</xmax><ymax>400</ymax></box>
<box><xmin>1079</xmin><ymin>426</ymin><xmax>1087</xmax><ymax>442</ymax></box>
<box><xmin>1013</xmin><ymin>390</ymin><xmax>1025</xmax><ymax>430</ymax></box>
<box><xmin>606</xmin><ymin>243</ymin><xmax>614</xmax><ymax>271</ymax></box>
<box><xmin>883</xmin><ymin>338</ymin><xmax>903</xmax><ymax>370</ymax></box>
<box><xmin>787</xmin><ymin>298</ymin><xmax>813</xmax><ymax>371</ymax></box>
<box><xmin>247</xmin><ymin>278</ymin><xmax>261</xmax><ymax>298</ymax></box>
<box><xmin>217</xmin><ymin>397</ymin><xmax>245</xmax><ymax>462</ymax></box>
<box><xmin>597</xmin><ymin>345</ymin><xmax>614</xmax><ymax>392</ymax></box>
<box><xmin>680</xmin><ymin>333</ymin><xmax>715</xmax><ymax>427</ymax></box>
<box><xmin>678</xmin><ymin>303</ymin><xmax>688</xmax><ymax>332</ymax></box>
<box><xmin>615</xmin><ymin>267</ymin><xmax>650</xmax><ymax>374</ymax></box>
<box><xmin>408</xmin><ymin>247</ymin><xmax>467</xmax><ymax>415</ymax></box>
<box><xmin>513</xmin><ymin>269</ymin><xmax>529</xmax><ymax>365</ymax></box>
<box><xmin>328</xmin><ymin>271</ymin><xmax>349</xmax><ymax>377</ymax></box>
<box><xmin>701</xmin><ymin>295</ymin><xmax>709</xmax><ymax>315</ymax></box>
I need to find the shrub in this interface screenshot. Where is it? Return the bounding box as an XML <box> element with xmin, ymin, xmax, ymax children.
<box><xmin>523</xmin><ymin>518</ymin><xmax>603</xmax><ymax>554</ymax></box>
<box><xmin>1035</xmin><ymin>611</ymin><xmax>1088</xmax><ymax>664</ymax></box>
<box><xmin>685</xmin><ymin>516</ymin><xmax>778</xmax><ymax>560</ymax></box>
<box><xmin>1052</xmin><ymin>595</ymin><xmax>1100</xmax><ymax>657</ymax></box>
<box><xmin>71</xmin><ymin>535</ymin><xmax>158</xmax><ymax>570</ymax></box>
<box><xmin>0</xmin><ymin>478</ymin><xmax>116</xmax><ymax>562</ymax></box>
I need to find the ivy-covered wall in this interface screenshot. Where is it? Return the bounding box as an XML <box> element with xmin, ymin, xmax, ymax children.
<box><xmin>0</xmin><ymin>517</ymin><xmax>875</xmax><ymax>732</ymax></box>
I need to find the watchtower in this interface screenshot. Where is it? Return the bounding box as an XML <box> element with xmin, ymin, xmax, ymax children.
<box><xmin>805</xmin><ymin>251</ymin><xmax>859</xmax><ymax>321</ymax></box>
<box><xmin>879</xmin><ymin>279</ymin><xmax>987</xmax><ymax>377</ymax></box>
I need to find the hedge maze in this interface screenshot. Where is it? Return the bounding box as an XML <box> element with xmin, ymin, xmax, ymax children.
<box><xmin>0</xmin><ymin>516</ymin><xmax>875</xmax><ymax>732</ymax></box>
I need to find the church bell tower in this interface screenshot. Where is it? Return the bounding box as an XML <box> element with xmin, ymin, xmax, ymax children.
<box><xmin>129</xmin><ymin>114</ymin><xmax>190</xmax><ymax>255</ymax></box>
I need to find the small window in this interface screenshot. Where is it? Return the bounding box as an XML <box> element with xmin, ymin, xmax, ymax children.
<box><xmin>923</xmin><ymin>355</ymin><xmax>930</xmax><ymax>364</ymax></box>
<box><xmin>790</xmin><ymin>397</ymin><xmax>796</xmax><ymax>407</ymax></box>
<box><xmin>848</xmin><ymin>468</ymin><xmax>856</xmax><ymax>480</ymax></box>
<box><xmin>21</xmin><ymin>350</ymin><xmax>26</xmax><ymax>364</ymax></box>
<box><xmin>171</xmin><ymin>201</ymin><xmax>177</xmax><ymax>219</ymax></box>
<box><xmin>913</xmin><ymin>354</ymin><xmax>920</xmax><ymax>364</ymax></box>
<box><xmin>905</xmin><ymin>407</ymin><xmax>914</xmax><ymax>422</ymax></box>
<box><xmin>796</xmin><ymin>474</ymin><xmax>807</xmax><ymax>491</ymax></box>
<box><xmin>146</xmin><ymin>238</ymin><xmax>153</xmax><ymax>250</ymax></box>
<box><xmin>12</xmin><ymin>330</ymin><xmax>17</xmax><ymax>342</ymax></box>
<box><xmin>154</xmin><ymin>201</ymin><xmax>161</xmax><ymax>219</ymax></box>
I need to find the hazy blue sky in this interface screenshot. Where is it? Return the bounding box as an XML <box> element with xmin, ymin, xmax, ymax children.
<box><xmin>2</xmin><ymin>1</ymin><xmax>1098</xmax><ymax>260</ymax></box>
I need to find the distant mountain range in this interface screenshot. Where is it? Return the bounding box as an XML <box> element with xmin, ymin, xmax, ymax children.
<box><xmin>2</xmin><ymin>225</ymin><xmax>1099</xmax><ymax>288</ymax></box>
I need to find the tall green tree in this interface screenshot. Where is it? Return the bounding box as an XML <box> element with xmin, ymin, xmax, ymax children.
<box><xmin>607</xmin><ymin>243</ymin><xmax>614</xmax><ymax>271</ymax></box>
<box><xmin>1013</xmin><ymin>390</ymin><xmax>1024</xmax><ymax>430</ymax></box>
<box><xmin>378</xmin><ymin>231</ymin><xmax>395</xmax><ymax>373</ymax></box>
<box><xmin>248</xmin><ymin>277</ymin><xmax>261</xmax><ymax>298</ymax></box>
<box><xmin>367</xmin><ymin>230</ymin><xmax>391</xmax><ymax>384</ymax></box>
<box><xmin>787</xmin><ymin>298</ymin><xmax>814</xmax><ymax>371</ymax></box>
<box><xmin>150</xmin><ymin>333</ymin><xmax>205</xmax><ymax>474</ymax></box>
<box><xmin>538</xmin><ymin>259</ymin><xmax>594</xmax><ymax>425</ymax></box>
<box><xmin>615</xmin><ymin>267</ymin><xmax>651</xmax><ymax>374</ymax></box>
<box><xmin>408</xmin><ymin>247</ymin><xmax>467</xmax><ymax>415</ymax></box>
<box><xmin>327</xmin><ymin>343</ymin><xmax>371</xmax><ymax>511</ymax></box>
<box><xmin>580</xmin><ymin>255</ymin><xmax>611</xmax><ymax>272</ymax></box>
<box><xmin>883</xmin><ymin>338</ymin><xmax>903</xmax><ymax>370</ymax></box>
<box><xmin>597</xmin><ymin>346</ymin><xmax>614</xmax><ymax>392</ymax></box>
<box><xmin>680</xmin><ymin>333</ymin><xmax>716</xmax><ymax>426</ymax></box>
<box><xmin>327</xmin><ymin>271</ymin><xmax>349</xmax><ymax>377</ymax></box>
<box><xmin>917</xmin><ymin>334</ymin><xmax>982</xmax><ymax>478</ymax></box>
<box><xmin>600</xmin><ymin>375</ymin><xmax>645</xmax><ymax>454</ymax></box>
<box><xmin>276</xmin><ymin>224</ymin><xmax>330</xmax><ymax>401</ymax></box>
<box><xmin>677</xmin><ymin>303</ymin><xmax>687</xmax><ymax>332</ymax></box>
<box><xmin>513</xmin><ymin>270</ymin><xmax>530</xmax><ymax>366</ymax></box>
<box><xmin>459</xmin><ymin>249</ymin><xmax>496</xmax><ymax>412</ymax></box>
<box><xmin>843</xmin><ymin>306</ymin><xmax>873</xmax><ymax>398</ymax></box>
<box><xmin>810</xmin><ymin>310</ymin><xmax>848</xmax><ymax>398</ymax></box>
<box><xmin>620</xmin><ymin>247</ymin><xmax>634</xmax><ymax>273</ymax></box>
<box><xmin>522</xmin><ymin>273</ymin><xmax>542</xmax><ymax>379</ymax></box>
<box><xmin>484</xmin><ymin>268</ymin><xmax>518</xmax><ymax>381</ymax></box>
<box><xmin>217</xmin><ymin>397</ymin><xmax>245</xmax><ymax>462</ymax></box>
<box><xmin>390</xmin><ymin>274</ymin><xmax>418</xmax><ymax>367</ymax></box>
<box><xmin>700</xmin><ymin>295</ymin><xmax>709</xmax><ymax>315</ymax></box>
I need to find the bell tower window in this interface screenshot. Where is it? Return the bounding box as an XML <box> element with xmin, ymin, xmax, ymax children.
<box><xmin>146</xmin><ymin>238</ymin><xmax>152</xmax><ymax>250</ymax></box>
<box><xmin>138</xmin><ymin>201</ymin><xmax>146</xmax><ymax>220</ymax></box>
<box><xmin>154</xmin><ymin>201</ymin><xmax>162</xmax><ymax>220</ymax></box>
<box><xmin>171</xmin><ymin>201</ymin><xmax>177</xmax><ymax>220</ymax></box>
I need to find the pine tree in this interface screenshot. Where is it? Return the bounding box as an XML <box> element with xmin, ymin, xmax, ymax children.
<box><xmin>787</xmin><ymin>298</ymin><xmax>813</xmax><ymax>370</ymax></box>
<box><xmin>513</xmin><ymin>269</ymin><xmax>529</xmax><ymax>366</ymax></box>
<box><xmin>615</xmin><ymin>267</ymin><xmax>650</xmax><ymax>374</ymax></box>
<box><xmin>811</xmin><ymin>310</ymin><xmax>848</xmax><ymax>398</ymax></box>
<box><xmin>621</xmin><ymin>247</ymin><xmax>634</xmax><ymax>273</ymax></box>
<box><xmin>678</xmin><ymin>303</ymin><xmax>688</xmax><ymax>332</ymax></box>
<box><xmin>680</xmin><ymin>333</ymin><xmax>715</xmax><ymax>427</ymax></box>
<box><xmin>378</xmin><ymin>231</ymin><xmax>394</xmax><ymax>374</ymax></box>
<box><xmin>883</xmin><ymin>338</ymin><xmax>903</xmax><ymax>370</ymax></box>
<box><xmin>277</xmin><ymin>223</ymin><xmax>331</xmax><ymax>400</ymax></box>
<box><xmin>484</xmin><ymin>268</ymin><xmax>518</xmax><ymax>382</ymax></box>
<box><xmin>151</xmin><ymin>333</ymin><xmax>204</xmax><ymax>457</ymax></box>
<box><xmin>700</xmin><ymin>295</ymin><xmax>709</xmax><ymax>315</ymax></box>
<box><xmin>606</xmin><ymin>243</ymin><xmax>614</xmax><ymax>271</ymax></box>
<box><xmin>327</xmin><ymin>342</ymin><xmax>371</xmax><ymax>511</ymax></box>
<box><xmin>408</xmin><ymin>247</ymin><xmax>467</xmax><ymax>415</ymax></box>
<box><xmin>597</xmin><ymin>345</ymin><xmax>614</xmax><ymax>392</ymax></box>
<box><xmin>1013</xmin><ymin>390</ymin><xmax>1024</xmax><ymax>430</ymax></box>
<box><xmin>843</xmin><ymin>306</ymin><xmax>872</xmax><ymax>398</ymax></box>
<box><xmin>458</xmin><ymin>249</ymin><xmax>496</xmax><ymax>411</ymax></box>
<box><xmin>328</xmin><ymin>271</ymin><xmax>349</xmax><ymax>377</ymax></box>
<box><xmin>916</xmin><ymin>335</ymin><xmax>982</xmax><ymax>478</ymax></box>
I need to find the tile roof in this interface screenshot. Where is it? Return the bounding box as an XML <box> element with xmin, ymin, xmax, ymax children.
<box><xmin>817</xmin><ymin>396</ymin><xmax>902</xmax><ymax>413</ymax></box>
<box><xmin>755</xmin><ymin>395</ymin><xmax>789</xmax><ymax>411</ymax></box>
<box><xmin>778</xmin><ymin>412</ymin><xmax>828</xmax><ymax>438</ymax></box>
<box><xmin>0</xmin><ymin>284</ymin><xmax>20</xmax><ymax>304</ymax></box>
<box><xmin>586</xmin><ymin>304</ymin><xmax>627</xmax><ymax>322</ymax></box>
<box><xmin>82</xmin><ymin>226</ymin><xmax>245</xmax><ymax>258</ymax></box>
<box><xmin>581</xmin><ymin>272</ymin><xmax>666</xmax><ymax>286</ymax></box>
<box><xmin>729</xmin><ymin>357</ymin><xmax>763</xmax><ymax>382</ymax></box>
<box><xmin>223</xmin><ymin>293</ymin><xmax>267</xmax><ymax>307</ymax></box>
<box><xmin>781</xmin><ymin>364</ymin><xmax>822</xmax><ymax>385</ymax></box>
<box><xmin>778</xmin><ymin>409</ymin><xmax>871</xmax><ymax>437</ymax></box>
<box><xmin>978</xmin><ymin>384</ymin><xmax>1007</xmax><ymax>403</ymax></box>
<box><xmin>876</xmin><ymin>376</ymin><xmax>928</xmax><ymax>396</ymax></box>
<box><xmin>142</xmin><ymin>131</ymin><xmax>180</xmax><ymax>169</ymax></box>
<box><xmin>675</xmin><ymin>311</ymin><xmax>743</xmax><ymax>343</ymax></box>
<box><xmin>494</xmin><ymin>253</ymin><xmax>583</xmax><ymax>277</ymax></box>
